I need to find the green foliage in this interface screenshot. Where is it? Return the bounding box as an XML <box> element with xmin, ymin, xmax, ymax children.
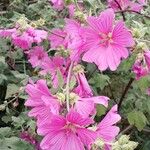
<box><xmin>127</xmin><ymin>110</ymin><xmax>148</xmax><ymax>131</ymax></box>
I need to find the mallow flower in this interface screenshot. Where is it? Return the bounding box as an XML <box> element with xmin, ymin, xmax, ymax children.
<box><xmin>96</xmin><ymin>105</ymin><xmax>121</xmax><ymax>150</ymax></box>
<box><xmin>82</xmin><ymin>8</ymin><xmax>134</xmax><ymax>71</ymax></box>
<box><xmin>25</xmin><ymin>80</ymin><xmax>60</xmax><ymax>126</ymax></box>
<box><xmin>37</xmin><ymin>110</ymin><xmax>97</xmax><ymax>150</ymax></box>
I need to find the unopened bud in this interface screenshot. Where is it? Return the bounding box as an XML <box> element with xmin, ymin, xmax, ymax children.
<box><xmin>132</xmin><ymin>28</ymin><xmax>141</xmax><ymax>38</ymax></box>
<box><xmin>94</xmin><ymin>138</ymin><xmax>105</xmax><ymax>149</ymax></box>
<box><xmin>56</xmin><ymin>92</ymin><xmax>66</xmax><ymax>103</ymax></box>
<box><xmin>69</xmin><ymin>92</ymin><xmax>79</xmax><ymax>105</ymax></box>
<box><xmin>128</xmin><ymin>141</ymin><xmax>138</xmax><ymax>149</ymax></box>
<box><xmin>74</xmin><ymin>11</ymin><xmax>86</xmax><ymax>22</ymax></box>
<box><xmin>136</xmin><ymin>42</ymin><xmax>147</xmax><ymax>52</ymax></box>
<box><xmin>55</xmin><ymin>46</ymin><xmax>70</xmax><ymax>58</ymax></box>
<box><xmin>73</xmin><ymin>64</ymin><xmax>84</xmax><ymax>74</ymax></box>
<box><xmin>118</xmin><ymin>135</ymin><xmax>130</xmax><ymax>145</ymax></box>
<box><xmin>0</xmin><ymin>104</ymin><xmax>6</xmax><ymax>111</ymax></box>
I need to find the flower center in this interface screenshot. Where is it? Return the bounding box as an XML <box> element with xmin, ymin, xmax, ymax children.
<box><xmin>99</xmin><ymin>32</ymin><xmax>113</xmax><ymax>46</ymax></box>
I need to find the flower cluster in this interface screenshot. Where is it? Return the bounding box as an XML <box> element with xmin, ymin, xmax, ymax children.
<box><xmin>0</xmin><ymin>1</ymin><xmax>143</xmax><ymax>149</ymax></box>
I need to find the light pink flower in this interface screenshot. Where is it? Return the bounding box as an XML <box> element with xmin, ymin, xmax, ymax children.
<box><xmin>37</xmin><ymin>110</ymin><xmax>96</xmax><ymax>150</ymax></box>
<box><xmin>74</xmin><ymin>96</ymin><xmax>109</xmax><ymax>118</ymax></box>
<box><xmin>97</xmin><ymin>105</ymin><xmax>121</xmax><ymax>149</ymax></box>
<box><xmin>132</xmin><ymin>61</ymin><xmax>148</xmax><ymax>80</ymax></box>
<box><xmin>82</xmin><ymin>9</ymin><xmax>134</xmax><ymax>71</ymax></box>
<box><xmin>28</xmin><ymin>46</ymin><xmax>49</xmax><ymax>68</ymax></box>
<box><xmin>25</xmin><ymin>80</ymin><xmax>60</xmax><ymax>125</ymax></box>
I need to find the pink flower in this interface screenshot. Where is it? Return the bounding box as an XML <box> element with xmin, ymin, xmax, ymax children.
<box><xmin>20</xmin><ymin>131</ymin><xmax>42</xmax><ymax>150</ymax></box>
<box><xmin>49</xmin><ymin>0</ymin><xmax>64</xmax><ymax>10</ymax></box>
<box><xmin>28</xmin><ymin>46</ymin><xmax>49</xmax><ymax>68</ymax></box>
<box><xmin>82</xmin><ymin>9</ymin><xmax>134</xmax><ymax>71</ymax></box>
<box><xmin>96</xmin><ymin>105</ymin><xmax>121</xmax><ymax>149</ymax></box>
<box><xmin>48</xmin><ymin>29</ymin><xmax>67</xmax><ymax>49</ymax></box>
<box><xmin>0</xmin><ymin>28</ymin><xmax>16</xmax><ymax>38</ymax></box>
<box><xmin>65</xmin><ymin>19</ymin><xmax>86</xmax><ymax>61</ymax></box>
<box><xmin>37</xmin><ymin>110</ymin><xmax>96</xmax><ymax>150</ymax></box>
<box><xmin>67</xmin><ymin>4</ymin><xmax>76</xmax><ymax>18</ymax></box>
<box><xmin>25</xmin><ymin>80</ymin><xmax>60</xmax><ymax>125</ymax></box>
<box><xmin>144</xmin><ymin>50</ymin><xmax>150</xmax><ymax>72</ymax></box>
<box><xmin>107</xmin><ymin>0</ymin><xmax>146</xmax><ymax>12</ymax></box>
<box><xmin>74</xmin><ymin>96</ymin><xmax>109</xmax><ymax>118</ymax></box>
<box><xmin>20</xmin><ymin>131</ymin><xmax>36</xmax><ymax>145</ymax></box>
<box><xmin>74</xmin><ymin>72</ymin><xmax>93</xmax><ymax>97</ymax></box>
<box><xmin>132</xmin><ymin>61</ymin><xmax>148</xmax><ymax>80</ymax></box>
<box><xmin>107</xmin><ymin>0</ymin><xmax>130</xmax><ymax>11</ymax></box>
<box><xmin>40</xmin><ymin>56</ymin><xmax>69</xmax><ymax>88</ymax></box>
<box><xmin>26</xmin><ymin>28</ymin><xmax>48</xmax><ymax>43</ymax></box>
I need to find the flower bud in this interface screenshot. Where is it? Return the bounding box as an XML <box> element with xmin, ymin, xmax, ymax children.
<box><xmin>37</xmin><ymin>18</ymin><xmax>45</xmax><ymax>26</ymax></box>
<box><xmin>93</xmin><ymin>138</ymin><xmax>105</xmax><ymax>149</ymax></box>
<box><xmin>69</xmin><ymin>92</ymin><xmax>79</xmax><ymax>105</ymax></box>
<box><xmin>118</xmin><ymin>135</ymin><xmax>130</xmax><ymax>145</ymax></box>
<box><xmin>55</xmin><ymin>46</ymin><xmax>70</xmax><ymax>58</ymax></box>
<box><xmin>56</xmin><ymin>92</ymin><xmax>66</xmax><ymax>103</ymax></box>
<box><xmin>128</xmin><ymin>141</ymin><xmax>138</xmax><ymax>149</ymax></box>
<box><xmin>74</xmin><ymin>11</ymin><xmax>86</xmax><ymax>22</ymax></box>
<box><xmin>132</xmin><ymin>28</ymin><xmax>141</xmax><ymax>38</ymax></box>
<box><xmin>73</xmin><ymin>64</ymin><xmax>84</xmax><ymax>74</ymax></box>
<box><xmin>136</xmin><ymin>42</ymin><xmax>147</xmax><ymax>52</ymax></box>
<box><xmin>0</xmin><ymin>104</ymin><xmax>6</xmax><ymax>111</ymax></box>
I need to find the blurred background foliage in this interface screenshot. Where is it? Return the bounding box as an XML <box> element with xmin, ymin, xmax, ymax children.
<box><xmin>0</xmin><ymin>0</ymin><xmax>150</xmax><ymax>149</ymax></box>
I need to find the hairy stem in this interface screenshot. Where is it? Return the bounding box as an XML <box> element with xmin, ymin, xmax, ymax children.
<box><xmin>118</xmin><ymin>78</ymin><xmax>134</xmax><ymax>111</ymax></box>
<box><xmin>116</xmin><ymin>10</ymin><xmax>150</xmax><ymax>20</ymax></box>
<box><xmin>66</xmin><ymin>62</ymin><xmax>74</xmax><ymax>112</ymax></box>
<box><xmin>114</xmin><ymin>0</ymin><xmax>126</xmax><ymax>21</ymax></box>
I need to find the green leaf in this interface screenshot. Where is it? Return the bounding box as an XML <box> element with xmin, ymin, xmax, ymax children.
<box><xmin>0</xmin><ymin>127</ymin><xmax>11</xmax><ymax>138</ymax></box>
<box><xmin>96</xmin><ymin>104</ymin><xmax>107</xmax><ymax>117</ymax></box>
<box><xmin>0</xmin><ymin>137</ymin><xmax>34</xmax><ymax>150</ymax></box>
<box><xmin>127</xmin><ymin>110</ymin><xmax>148</xmax><ymax>131</ymax></box>
<box><xmin>89</xmin><ymin>73</ymin><xmax>110</xmax><ymax>90</ymax></box>
<box><xmin>136</xmin><ymin>75</ymin><xmax>150</xmax><ymax>92</ymax></box>
<box><xmin>56</xmin><ymin>69</ymin><xmax>64</xmax><ymax>90</ymax></box>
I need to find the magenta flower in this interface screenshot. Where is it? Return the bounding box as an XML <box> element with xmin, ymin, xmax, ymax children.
<box><xmin>96</xmin><ymin>105</ymin><xmax>121</xmax><ymax>149</ymax></box>
<box><xmin>28</xmin><ymin>46</ymin><xmax>49</xmax><ymax>68</ymax></box>
<box><xmin>0</xmin><ymin>28</ymin><xmax>16</xmax><ymax>38</ymax></box>
<box><xmin>107</xmin><ymin>0</ymin><xmax>146</xmax><ymax>12</ymax></box>
<box><xmin>65</xmin><ymin>19</ymin><xmax>86</xmax><ymax>61</ymax></box>
<box><xmin>37</xmin><ymin>110</ymin><xmax>96</xmax><ymax>150</ymax></box>
<box><xmin>48</xmin><ymin>29</ymin><xmax>67</xmax><ymax>49</ymax></box>
<box><xmin>49</xmin><ymin>0</ymin><xmax>64</xmax><ymax>10</ymax></box>
<box><xmin>74</xmin><ymin>72</ymin><xmax>93</xmax><ymax>97</ymax></box>
<box><xmin>132</xmin><ymin>61</ymin><xmax>148</xmax><ymax>80</ymax></box>
<box><xmin>25</xmin><ymin>80</ymin><xmax>60</xmax><ymax>125</ymax></box>
<box><xmin>107</xmin><ymin>0</ymin><xmax>130</xmax><ymax>11</ymax></box>
<box><xmin>82</xmin><ymin>9</ymin><xmax>134</xmax><ymax>71</ymax></box>
<box><xmin>20</xmin><ymin>131</ymin><xmax>42</xmax><ymax>150</ymax></box>
<box><xmin>74</xmin><ymin>96</ymin><xmax>109</xmax><ymax>118</ymax></box>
